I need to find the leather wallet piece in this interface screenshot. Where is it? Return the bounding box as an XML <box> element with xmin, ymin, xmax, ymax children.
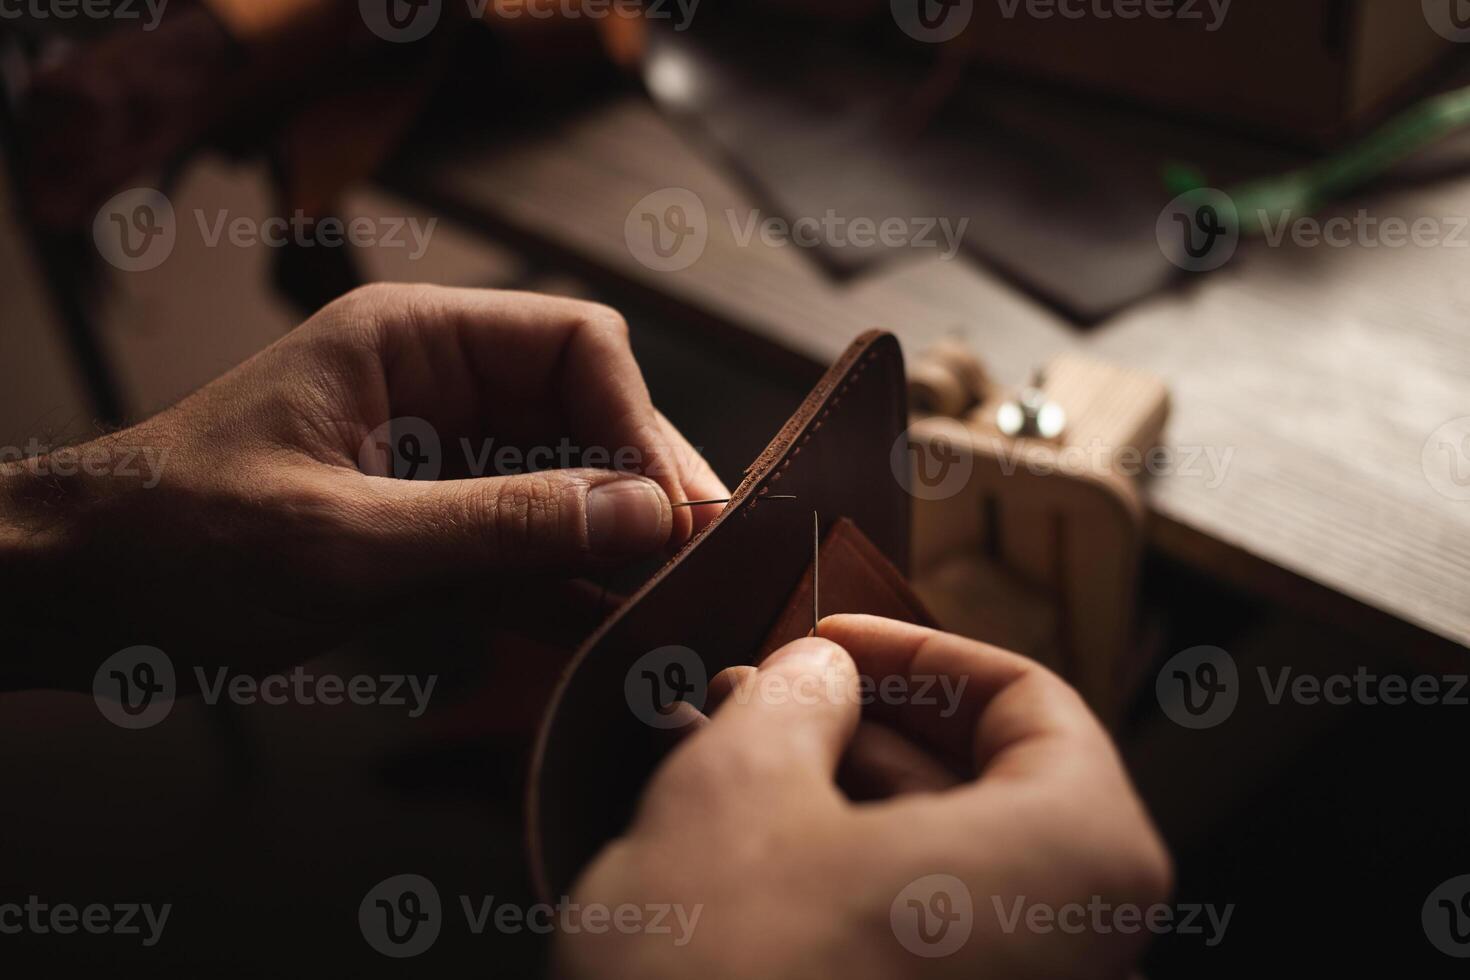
<box><xmin>528</xmin><ymin>331</ymin><xmax>931</xmax><ymax>898</ymax></box>
<box><xmin>758</xmin><ymin>517</ymin><xmax>936</xmax><ymax>661</ymax></box>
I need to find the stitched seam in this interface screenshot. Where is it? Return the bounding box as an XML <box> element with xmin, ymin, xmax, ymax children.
<box><xmin>745</xmin><ymin>349</ymin><xmax>882</xmax><ymax>515</ymax></box>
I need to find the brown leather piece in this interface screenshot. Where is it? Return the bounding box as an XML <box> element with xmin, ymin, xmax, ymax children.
<box><xmin>758</xmin><ymin>517</ymin><xmax>936</xmax><ymax>661</ymax></box>
<box><xmin>527</xmin><ymin>331</ymin><xmax>919</xmax><ymax>899</ymax></box>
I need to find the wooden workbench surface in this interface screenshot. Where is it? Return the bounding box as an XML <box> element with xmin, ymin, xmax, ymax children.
<box><xmin>391</xmin><ymin>96</ymin><xmax>1470</xmax><ymax>654</ymax></box>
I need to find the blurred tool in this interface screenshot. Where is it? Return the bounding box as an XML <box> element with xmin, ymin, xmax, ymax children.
<box><xmin>906</xmin><ymin>337</ymin><xmax>989</xmax><ymax>417</ymax></box>
<box><xmin>904</xmin><ymin>342</ymin><xmax>1170</xmax><ymax>724</ymax></box>
<box><xmin>1171</xmin><ymin>85</ymin><xmax>1470</xmax><ymax>235</ymax></box>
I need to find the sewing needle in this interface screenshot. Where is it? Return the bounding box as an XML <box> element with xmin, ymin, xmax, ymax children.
<box><xmin>671</xmin><ymin>494</ymin><xmax>797</xmax><ymax>509</ymax></box>
<box><xmin>812</xmin><ymin>510</ymin><xmax>820</xmax><ymax>637</ymax></box>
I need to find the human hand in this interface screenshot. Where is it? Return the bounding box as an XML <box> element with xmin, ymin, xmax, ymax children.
<box><xmin>0</xmin><ymin>285</ymin><xmax>726</xmax><ymax>687</ymax></box>
<box><xmin>557</xmin><ymin>614</ymin><xmax>1171</xmax><ymax>980</ymax></box>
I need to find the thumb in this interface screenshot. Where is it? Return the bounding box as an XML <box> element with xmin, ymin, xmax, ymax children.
<box><xmin>355</xmin><ymin>468</ymin><xmax>673</xmax><ymax>577</ymax></box>
<box><xmin>686</xmin><ymin>637</ymin><xmax>862</xmax><ymax>802</ymax></box>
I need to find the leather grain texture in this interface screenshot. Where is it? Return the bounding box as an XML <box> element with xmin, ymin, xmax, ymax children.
<box><xmin>528</xmin><ymin>331</ymin><xmax>918</xmax><ymax>898</ymax></box>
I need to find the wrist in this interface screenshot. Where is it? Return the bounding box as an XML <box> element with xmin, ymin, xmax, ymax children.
<box><xmin>0</xmin><ymin>452</ymin><xmax>79</xmax><ymax>573</ymax></box>
<box><xmin>0</xmin><ymin>437</ymin><xmax>149</xmax><ymax>690</ymax></box>
<box><xmin>0</xmin><ymin>456</ymin><xmax>73</xmax><ymax>689</ymax></box>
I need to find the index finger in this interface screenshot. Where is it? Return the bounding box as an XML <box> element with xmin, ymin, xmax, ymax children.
<box><xmin>816</xmin><ymin>614</ymin><xmax>1111</xmax><ymax>783</ymax></box>
<box><xmin>342</xmin><ymin>285</ymin><xmax>704</xmax><ymax>541</ymax></box>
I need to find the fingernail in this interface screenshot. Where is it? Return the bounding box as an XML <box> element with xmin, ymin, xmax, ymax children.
<box><xmin>762</xmin><ymin>637</ymin><xmax>845</xmax><ymax>672</ymax></box>
<box><xmin>587</xmin><ymin>479</ymin><xmax>670</xmax><ymax>557</ymax></box>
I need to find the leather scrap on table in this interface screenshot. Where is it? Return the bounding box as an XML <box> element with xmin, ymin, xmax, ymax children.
<box><xmin>637</xmin><ymin>15</ymin><xmax>1314</xmax><ymax>322</ymax></box>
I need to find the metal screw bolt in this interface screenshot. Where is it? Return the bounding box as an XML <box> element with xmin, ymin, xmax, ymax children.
<box><xmin>996</xmin><ymin>370</ymin><xmax>1066</xmax><ymax>440</ymax></box>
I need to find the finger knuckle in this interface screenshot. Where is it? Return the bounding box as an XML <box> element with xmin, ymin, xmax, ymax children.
<box><xmin>478</xmin><ymin>481</ymin><xmax>534</xmax><ymax>558</ymax></box>
<box><xmin>341</xmin><ymin>281</ymin><xmax>419</xmax><ymax>310</ymax></box>
<box><xmin>305</xmin><ymin>283</ymin><xmax>410</xmax><ymax>350</ymax></box>
<box><xmin>570</xmin><ymin>301</ymin><xmax>630</xmax><ymax>342</ymax></box>
<box><xmin>1033</xmin><ymin>664</ymin><xmax>1092</xmax><ymax>715</ymax></box>
<box><xmin>320</xmin><ymin>283</ymin><xmax>399</xmax><ymax>329</ymax></box>
<box><xmin>477</xmin><ymin>476</ymin><xmax>586</xmax><ymax>560</ymax></box>
<box><xmin>1119</xmin><ymin>831</ymin><xmax>1175</xmax><ymax>906</ymax></box>
<box><xmin>333</xmin><ymin>282</ymin><xmax>443</xmax><ymax>328</ymax></box>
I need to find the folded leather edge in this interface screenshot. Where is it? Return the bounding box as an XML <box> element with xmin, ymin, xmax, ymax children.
<box><xmin>525</xmin><ymin>329</ymin><xmax>897</xmax><ymax>899</ymax></box>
